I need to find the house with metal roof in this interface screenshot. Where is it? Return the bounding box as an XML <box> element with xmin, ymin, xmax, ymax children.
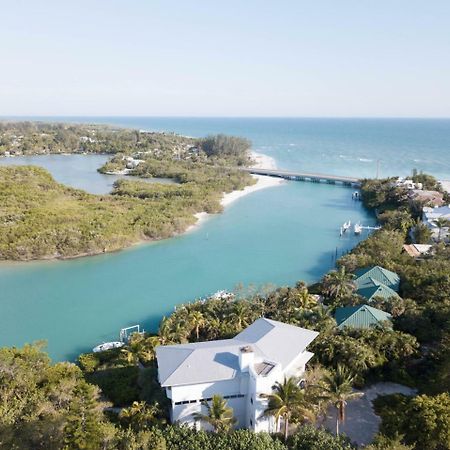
<box><xmin>402</xmin><ymin>244</ymin><xmax>432</xmax><ymax>258</ymax></box>
<box><xmin>335</xmin><ymin>305</ymin><xmax>392</xmax><ymax>330</ymax></box>
<box><xmin>356</xmin><ymin>278</ymin><xmax>401</xmax><ymax>302</ymax></box>
<box><xmin>156</xmin><ymin>318</ymin><xmax>318</xmax><ymax>433</ymax></box>
<box><xmin>354</xmin><ymin>266</ymin><xmax>401</xmax><ymax>303</ymax></box>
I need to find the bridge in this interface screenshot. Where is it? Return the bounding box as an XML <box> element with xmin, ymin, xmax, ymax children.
<box><xmin>244</xmin><ymin>168</ymin><xmax>361</xmax><ymax>186</ymax></box>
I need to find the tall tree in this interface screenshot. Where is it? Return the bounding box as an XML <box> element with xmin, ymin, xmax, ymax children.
<box><xmin>261</xmin><ymin>376</ymin><xmax>315</xmax><ymax>441</ymax></box>
<box><xmin>188</xmin><ymin>311</ymin><xmax>206</xmax><ymax>340</ymax></box>
<box><xmin>322</xmin><ymin>267</ymin><xmax>356</xmax><ymax>303</ymax></box>
<box><xmin>318</xmin><ymin>365</ymin><xmax>363</xmax><ymax>435</ymax></box>
<box><xmin>434</xmin><ymin>217</ymin><xmax>449</xmax><ymax>242</ymax></box>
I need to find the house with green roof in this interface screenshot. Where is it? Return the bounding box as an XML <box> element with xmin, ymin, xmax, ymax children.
<box><xmin>335</xmin><ymin>305</ymin><xmax>392</xmax><ymax>330</ymax></box>
<box><xmin>356</xmin><ymin>278</ymin><xmax>401</xmax><ymax>302</ymax></box>
<box><xmin>354</xmin><ymin>266</ymin><xmax>401</xmax><ymax>301</ymax></box>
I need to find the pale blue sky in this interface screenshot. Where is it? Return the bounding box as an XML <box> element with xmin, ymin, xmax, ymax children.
<box><xmin>1</xmin><ymin>0</ymin><xmax>449</xmax><ymax>117</ymax></box>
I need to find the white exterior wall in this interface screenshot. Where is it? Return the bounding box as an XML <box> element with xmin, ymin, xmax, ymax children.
<box><xmin>163</xmin><ymin>349</ymin><xmax>313</xmax><ymax>433</ymax></box>
<box><xmin>166</xmin><ymin>377</ymin><xmax>249</xmax><ymax>428</ymax></box>
<box><xmin>284</xmin><ymin>351</ymin><xmax>309</xmax><ymax>378</ymax></box>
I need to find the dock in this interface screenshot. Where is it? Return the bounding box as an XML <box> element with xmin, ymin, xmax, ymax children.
<box><xmin>244</xmin><ymin>168</ymin><xmax>360</xmax><ymax>186</ymax></box>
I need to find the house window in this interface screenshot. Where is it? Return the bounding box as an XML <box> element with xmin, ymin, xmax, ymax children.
<box><xmin>250</xmin><ymin>419</ymin><xmax>253</xmax><ymax>426</ymax></box>
<box><xmin>250</xmin><ymin>397</ymin><xmax>253</xmax><ymax>404</ymax></box>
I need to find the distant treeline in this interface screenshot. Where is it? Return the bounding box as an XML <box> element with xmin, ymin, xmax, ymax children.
<box><xmin>0</xmin><ymin>122</ymin><xmax>252</xmax><ymax>166</ymax></box>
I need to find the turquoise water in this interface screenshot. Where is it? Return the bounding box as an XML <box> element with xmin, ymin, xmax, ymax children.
<box><xmin>1</xmin><ymin>117</ymin><xmax>448</xmax><ymax>361</ymax></box>
<box><xmin>14</xmin><ymin>117</ymin><xmax>449</xmax><ymax>180</ymax></box>
<box><xmin>0</xmin><ymin>154</ymin><xmax>175</xmax><ymax>194</ymax></box>
<box><xmin>0</xmin><ymin>177</ymin><xmax>372</xmax><ymax>361</ymax></box>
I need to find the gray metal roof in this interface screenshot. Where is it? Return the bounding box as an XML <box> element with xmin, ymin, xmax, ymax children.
<box><xmin>156</xmin><ymin>318</ymin><xmax>318</xmax><ymax>387</ymax></box>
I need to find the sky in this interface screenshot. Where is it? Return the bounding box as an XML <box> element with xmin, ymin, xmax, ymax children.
<box><xmin>1</xmin><ymin>0</ymin><xmax>450</xmax><ymax>117</ymax></box>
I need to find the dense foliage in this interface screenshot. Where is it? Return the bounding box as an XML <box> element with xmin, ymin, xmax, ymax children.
<box><xmin>0</xmin><ymin>121</ymin><xmax>197</xmax><ymax>156</ymax></box>
<box><xmin>0</xmin><ymin>343</ymin><xmax>356</xmax><ymax>449</ymax></box>
<box><xmin>374</xmin><ymin>393</ymin><xmax>450</xmax><ymax>450</ymax></box>
<box><xmin>1</xmin><ymin>169</ymin><xmax>449</xmax><ymax>448</ymax></box>
<box><xmin>0</xmin><ymin>122</ymin><xmax>255</xmax><ymax>260</ymax></box>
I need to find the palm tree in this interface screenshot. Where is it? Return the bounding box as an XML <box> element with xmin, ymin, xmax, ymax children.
<box><xmin>189</xmin><ymin>310</ymin><xmax>205</xmax><ymax>340</ymax></box>
<box><xmin>206</xmin><ymin>317</ymin><xmax>222</xmax><ymax>339</ymax></box>
<box><xmin>137</xmin><ymin>336</ymin><xmax>161</xmax><ymax>362</ymax></box>
<box><xmin>261</xmin><ymin>376</ymin><xmax>314</xmax><ymax>441</ymax></box>
<box><xmin>231</xmin><ymin>301</ymin><xmax>252</xmax><ymax>331</ymax></box>
<box><xmin>119</xmin><ymin>401</ymin><xmax>162</xmax><ymax>431</ymax></box>
<box><xmin>318</xmin><ymin>365</ymin><xmax>363</xmax><ymax>435</ymax></box>
<box><xmin>120</xmin><ymin>348</ymin><xmax>138</xmax><ymax>365</ymax></box>
<box><xmin>322</xmin><ymin>267</ymin><xmax>356</xmax><ymax>302</ymax></box>
<box><xmin>193</xmin><ymin>395</ymin><xmax>236</xmax><ymax>433</ymax></box>
<box><xmin>294</xmin><ymin>287</ymin><xmax>318</xmax><ymax>310</ymax></box>
<box><xmin>435</xmin><ymin>217</ymin><xmax>449</xmax><ymax>242</ymax></box>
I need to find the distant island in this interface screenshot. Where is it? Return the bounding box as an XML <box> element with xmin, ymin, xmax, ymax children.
<box><xmin>0</xmin><ymin>122</ymin><xmax>256</xmax><ymax>261</ymax></box>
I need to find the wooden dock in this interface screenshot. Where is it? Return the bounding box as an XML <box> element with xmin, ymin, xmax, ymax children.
<box><xmin>244</xmin><ymin>168</ymin><xmax>360</xmax><ymax>186</ymax></box>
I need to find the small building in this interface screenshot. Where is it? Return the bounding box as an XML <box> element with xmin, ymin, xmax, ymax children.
<box><xmin>408</xmin><ymin>189</ymin><xmax>444</xmax><ymax>207</ymax></box>
<box><xmin>155</xmin><ymin>318</ymin><xmax>318</xmax><ymax>433</ymax></box>
<box><xmin>422</xmin><ymin>205</ymin><xmax>450</xmax><ymax>241</ymax></box>
<box><xmin>354</xmin><ymin>266</ymin><xmax>401</xmax><ymax>293</ymax></box>
<box><xmin>395</xmin><ymin>177</ymin><xmax>423</xmax><ymax>190</ymax></box>
<box><xmin>402</xmin><ymin>244</ymin><xmax>432</xmax><ymax>258</ymax></box>
<box><xmin>356</xmin><ymin>278</ymin><xmax>401</xmax><ymax>302</ymax></box>
<box><xmin>335</xmin><ymin>305</ymin><xmax>392</xmax><ymax>330</ymax></box>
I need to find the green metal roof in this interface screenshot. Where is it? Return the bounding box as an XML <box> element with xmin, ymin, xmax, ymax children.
<box><xmin>356</xmin><ymin>278</ymin><xmax>401</xmax><ymax>301</ymax></box>
<box><xmin>335</xmin><ymin>304</ymin><xmax>392</xmax><ymax>329</ymax></box>
<box><xmin>354</xmin><ymin>266</ymin><xmax>400</xmax><ymax>292</ymax></box>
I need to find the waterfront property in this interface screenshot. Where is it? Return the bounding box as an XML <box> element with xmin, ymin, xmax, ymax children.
<box><xmin>356</xmin><ymin>279</ymin><xmax>401</xmax><ymax>303</ymax></box>
<box><xmin>422</xmin><ymin>205</ymin><xmax>450</xmax><ymax>241</ymax></box>
<box><xmin>408</xmin><ymin>189</ymin><xmax>445</xmax><ymax>207</ymax></box>
<box><xmin>402</xmin><ymin>243</ymin><xmax>432</xmax><ymax>258</ymax></box>
<box><xmin>335</xmin><ymin>305</ymin><xmax>392</xmax><ymax>330</ymax></box>
<box><xmin>155</xmin><ymin>318</ymin><xmax>318</xmax><ymax>432</ymax></box>
<box><xmin>354</xmin><ymin>266</ymin><xmax>401</xmax><ymax>298</ymax></box>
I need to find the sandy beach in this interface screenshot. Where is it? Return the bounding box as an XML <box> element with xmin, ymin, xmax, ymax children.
<box><xmin>186</xmin><ymin>151</ymin><xmax>284</xmax><ymax>232</ymax></box>
<box><xmin>440</xmin><ymin>180</ymin><xmax>450</xmax><ymax>194</ymax></box>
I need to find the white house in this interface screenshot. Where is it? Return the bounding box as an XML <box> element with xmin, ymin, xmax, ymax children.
<box><xmin>422</xmin><ymin>205</ymin><xmax>450</xmax><ymax>241</ymax></box>
<box><xmin>156</xmin><ymin>318</ymin><xmax>318</xmax><ymax>432</ymax></box>
<box><xmin>395</xmin><ymin>177</ymin><xmax>423</xmax><ymax>190</ymax></box>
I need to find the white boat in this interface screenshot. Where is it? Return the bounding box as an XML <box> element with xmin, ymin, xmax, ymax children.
<box><xmin>342</xmin><ymin>220</ymin><xmax>351</xmax><ymax>232</ymax></box>
<box><xmin>93</xmin><ymin>341</ymin><xmax>124</xmax><ymax>353</ymax></box>
<box><xmin>211</xmin><ymin>290</ymin><xmax>234</xmax><ymax>300</ymax></box>
<box><xmin>354</xmin><ymin>223</ymin><xmax>362</xmax><ymax>235</ymax></box>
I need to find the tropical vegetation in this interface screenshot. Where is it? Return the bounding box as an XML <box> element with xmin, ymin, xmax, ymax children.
<box><xmin>0</xmin><ymin>166</ymin><xmax>449</xmax><ymax>448</ymax></box>
<box><xmin>0</xmin><ymin>122</ymin><xmax>255</xmax><ymax>260</ymax></box>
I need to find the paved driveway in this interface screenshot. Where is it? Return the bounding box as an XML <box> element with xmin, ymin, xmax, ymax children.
<box><xmin>322</xmin><ymin>382</ymin><xmax>416</xmax><ymax>447</ymax></box>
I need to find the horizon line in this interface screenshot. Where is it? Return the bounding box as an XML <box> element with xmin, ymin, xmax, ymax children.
<box><xmin>1</xmin><ymin>115</ymin><xmax>450</xmax><ymax>120</ymax></box>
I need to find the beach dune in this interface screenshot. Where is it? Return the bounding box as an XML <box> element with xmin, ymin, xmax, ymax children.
<box><xmin>187</xmin><ymin>151</ymin><xmax>284</xmax><ymax>231</ymax></box>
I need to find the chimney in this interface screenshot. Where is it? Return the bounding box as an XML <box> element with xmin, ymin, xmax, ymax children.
<box><xmin>239</xmin><ymin>345</ymin><xmax>254</xmax><ymax>372</ymax></box>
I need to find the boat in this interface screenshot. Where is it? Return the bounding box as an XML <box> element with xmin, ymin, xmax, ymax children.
<box><xmin>211</xmin><ymin>290</ymin><xmax>234</xmax><ymax>300</ymax></box>
<box><xmin>342</xmin><ymin>220</ymin><xmax>351</xmax><ymax>232</ymax></box>
<box><xmin>93</xmin><ymin>341</ymin><xmax>124</xmax><ymax>353</ymax></box>
<box><xmin>354</xmin><ymin>223</ymin><xmax>362</xmax><ymax>235</ymax></box>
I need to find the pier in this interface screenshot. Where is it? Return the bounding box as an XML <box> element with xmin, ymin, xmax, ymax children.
<box><xmin>244</xmin><ymin>168</ymin><xmax>361</xmax><ymax>186</ymax></box>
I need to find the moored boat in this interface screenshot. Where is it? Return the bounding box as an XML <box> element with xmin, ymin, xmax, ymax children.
<box><xmin>211</xmin><ymin>290</ymin><xmax>234</xmax><ymax>300</ymax></box>
<box><xmin>93</xmin><ymin>341</ymin><xmax>124</xmax><ymax>353</ymax></box>
<box><xmin>342</xmin><ymin>220</ymin><xmax>351</xmax><ymax>232</ymax></box>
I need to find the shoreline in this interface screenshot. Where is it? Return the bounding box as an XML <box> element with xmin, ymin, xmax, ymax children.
<box><xmin>186</xmin><ymin>151</ymin><xmax>284</xmax><ymax>232</ymax></box>
<box><xmin>0</xmin><ymin>151</ymin><xmax>283</xmax><ymax>262</ymax></box>
<box><xmin>440</xmin><ymin>180</ymin><xmax>450</xmax><ymax>194</ymax></box>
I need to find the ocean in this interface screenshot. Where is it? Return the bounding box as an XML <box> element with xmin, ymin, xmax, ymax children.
<box><xmin>0</xmin><ymin>117</ymin><xmax>448</xmax><ymax>361</ymax></box>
